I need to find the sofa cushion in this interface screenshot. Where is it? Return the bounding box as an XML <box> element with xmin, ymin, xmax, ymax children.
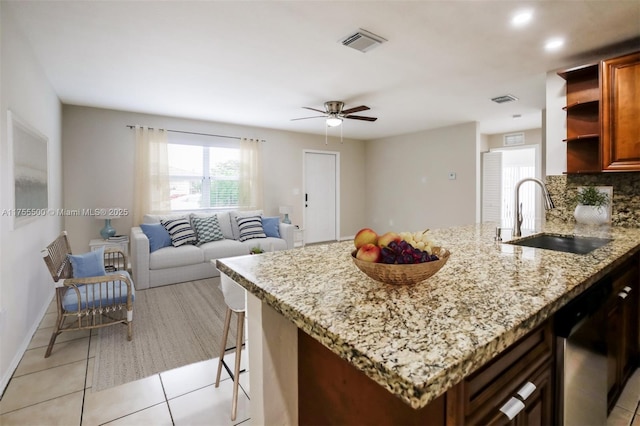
<box><xmin>68</xmin><ymin>247</ymin><xmax>106</xmax><ymax>278</ymax></box>
<box><xmin>239</xmin><ymin>237</ymin><xmax>287</xmax><ymax>252</ymax></box>
<box><xmin>262</xmin><ymin>216</ymin><xmax>280</xmax><ymax>238</ymax></box>
<box><xmin>201</xmin><ymin>239</ymin><xmax>251</xmax><ymax>261</ymax></box>
<box><xmin>229</xmin><ymin>210</ymin><xmax>263</xmax><ymax>239</ymax></box>
<box><xmin>216</xmin><ymin>212</ymin><xmax>234</xmax><ymax>239</ymax></box>
<box><xmin>149</xmin><ymin>245</ymin><xmax>204</xmax><ymax>270</ymax></box>
<box><xmin>237</xmin><ymin>215</ymin><xmax>267</xmax><ymax>242</ymax></box>
<box><xmin>161</xmin><ymin>217</ymin><xmax>197</xmax><ymax>247</ymax></box>
<box><xmin>191</xmin><ymin>214</ymin><xmax>224</xmax><ymax>245</ymax></box>
<box><xmin>143</xmin><ymin>213</ymin><xmax>185</xmax><ymax>224</ymax></box>
<box><xmin>140</xmin><ymin>223</ymin><xmax>172</xmax><ymax>252</ymax></box>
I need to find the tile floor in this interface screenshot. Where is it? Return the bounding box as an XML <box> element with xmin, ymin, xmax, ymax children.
<box><xmin>0</xmin><ymin>297</ymin><xmax>639</xmax><ymax>425</ymax></box>
<box><xmin>0</xmin><ymin>299</ymin><xmax>250</xmax><ymax>425</ymax></box>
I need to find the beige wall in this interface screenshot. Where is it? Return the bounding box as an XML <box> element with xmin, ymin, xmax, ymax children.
<box><xmin>364</xmin><ymin>122</ymin><xmax>479</xmax><ymax>233</ymax></box>
<box><xmin>0</xmin><ymin>5</ymin><xmax>63</xmax><ymax>390</ymax></box>
<box><xmin>62</xmin><ymin>105</ymin><xmax>367</xmax><ymax>252</ymax></box>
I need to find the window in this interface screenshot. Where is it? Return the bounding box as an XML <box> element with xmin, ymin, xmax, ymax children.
<box><xmin>167</xmin><ymin>139</ymin><xmax>240</xmax><ymax>211</ymax></box>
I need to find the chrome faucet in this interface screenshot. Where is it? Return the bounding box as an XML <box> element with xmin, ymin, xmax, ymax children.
<box><xmin>513</xmin><ymin>177</ymin><xmax>555</xmax><ymax>237</ymax></box>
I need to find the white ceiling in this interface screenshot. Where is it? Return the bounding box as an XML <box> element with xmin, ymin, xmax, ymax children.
<box><xmin>6</xmin><ymin>0</ymin><xmax>640</xmax><ymax>140</ymax></box>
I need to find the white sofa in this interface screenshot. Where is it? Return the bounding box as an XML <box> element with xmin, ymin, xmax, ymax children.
<box><xmin>131</xmin><ymin>211</ymin><xmax>296</xmax><ymax>289</ymax></box>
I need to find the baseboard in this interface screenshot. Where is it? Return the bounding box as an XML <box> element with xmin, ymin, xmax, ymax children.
<box><xmin>0</xmin><ymin>294</ymin><xmax>53</xmax><ymax>396</ymax></box>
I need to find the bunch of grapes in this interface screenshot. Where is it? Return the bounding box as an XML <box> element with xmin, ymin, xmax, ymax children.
<box><xmin>399</xmin><ymin>230</ymin><xmax>435</xmax><ymax>254</ymax></box>
<box><xmin>380</xmin><ymin>240</ymin><xmax>439</xmax><ymax>265</ymax></box>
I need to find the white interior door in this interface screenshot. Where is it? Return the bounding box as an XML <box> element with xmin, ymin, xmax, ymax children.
<box><xmin>482</xmin><ymin>146</ymin><xmax>540</xmax><ymax>231</ymax></box>
<box><xmin>482</xmin><ymin>151</ymin><xmax>502</xmax><ymax>224</ymax></box>
<box><xmin>304</xmin><ymin>151</ymin><xmax>338</xmax><ymax>244</ymax></box>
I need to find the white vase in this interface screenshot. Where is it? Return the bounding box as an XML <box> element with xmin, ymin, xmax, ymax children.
<box><xmin>574</xmin><ymin>205</ymin><xmax>609</xmax><ymax>225</ymax></box>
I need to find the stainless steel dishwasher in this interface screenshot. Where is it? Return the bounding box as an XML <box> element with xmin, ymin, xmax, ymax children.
<box><xmin>555</xmin><ymin>277</ymin><xmax>612</xmax><ymax>426</ymax></box>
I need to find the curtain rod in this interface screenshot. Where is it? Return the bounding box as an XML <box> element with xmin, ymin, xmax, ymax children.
<box><xmin>126</xmin><ymin>125</ymin><xmax>265</xmax><ymax>142</ymax></box>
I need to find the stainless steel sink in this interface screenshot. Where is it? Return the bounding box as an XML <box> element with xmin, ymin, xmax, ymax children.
<box><xmin>506</xmin><ymin>233</ymin><xmax>612</xmax><ymax>255</ymax></box>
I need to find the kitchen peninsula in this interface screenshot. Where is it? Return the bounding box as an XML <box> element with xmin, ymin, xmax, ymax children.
<box><xmin>216</xmin><ymin>222</ymin><xmax>640</xmax><ymax>425</ymax></box>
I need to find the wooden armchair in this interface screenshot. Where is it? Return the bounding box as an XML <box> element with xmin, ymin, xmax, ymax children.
<box><xmin>41</xmin><ymin>231</ymin><xmax>134</xmax><ymax>358</ymax></box>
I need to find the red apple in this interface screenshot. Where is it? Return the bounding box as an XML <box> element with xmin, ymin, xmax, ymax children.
<box><xmin>356</xmin><ymin>243</ymin><xmax>381</xmax><ymax>263</ymax></box>
<box><xmin>377</xmin><ymin>231</ymin><xmax>401</xmax><ymax>248</ymax></box>
<box><xmin>354</xmin><ymin>228</ymin><xmax>378</xmax><ymax>249</ymax></box>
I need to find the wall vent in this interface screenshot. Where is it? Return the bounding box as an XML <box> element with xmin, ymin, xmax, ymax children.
<box><xmin>340</xmin><ymin>29</ymin><xmax>387</xmax><ymax>52</ymax></box>
<box><xmin>491</xmin><ymin>94</ymin><xmax>519</xmax><ymax>104</ymax></box>
<box><xmin>504</xmin><ymin>132</ymin><xmax>525</xmax><ymax>146</ymax></box>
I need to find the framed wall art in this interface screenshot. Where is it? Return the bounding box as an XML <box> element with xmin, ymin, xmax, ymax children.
<box><xmin>8</xmin><ymin>110</ymin><xmax>49</xmax><ymax>228</ymax></box>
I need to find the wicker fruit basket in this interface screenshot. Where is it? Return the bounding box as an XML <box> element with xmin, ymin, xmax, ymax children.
<box><xmin>351</xmin><ymin>246</ymin><xmax>450</xmax><ymax>285</ymax></box>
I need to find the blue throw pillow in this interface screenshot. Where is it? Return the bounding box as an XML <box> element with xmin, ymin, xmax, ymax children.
<box><xmin>140</xmin><ymin>223</ymin><xmax>172</xmax><ymax>252</ymax></box>
<box><xmin>262</xmin><ymin>216</ymin><xmax>280</xmax><ymax>238</ymax></box>
<box><xmin>68</xmin><ymin>247</ymin><xmax>106</xmax><ymax>278</ymax></box>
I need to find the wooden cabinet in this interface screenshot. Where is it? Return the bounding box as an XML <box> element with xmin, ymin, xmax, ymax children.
<box><xmin>558</xmin><ymin>64</ymin><xmax>601</xmax><ymax>173</ymax></box>
<box><xmin>606</xmin><ymin>254</ymin><xmax>640</xmax><ymax>411</ymax></box>
<box><xmin>601</xmin><ymin>52</ymin><xmax>640</xmax><ymax>171</ymax></box>
<box><xmin>559</xmin><ymin>51</ymin><xmax>640</xmax><ymax>173</ymax></box>
<box><xmin>448</xmin><ymin>322</ymin><xmax>555</xmax><ymax>426</ymax></box>
<box><xmin>298</xmin><ymin>322</ymin><xmax>554</xmax><ymax>426</ymax></box>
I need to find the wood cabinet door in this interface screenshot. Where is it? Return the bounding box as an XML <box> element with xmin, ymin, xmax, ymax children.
<box><xmin>601</xmin><ymin>51</ymin><xmax>640</xmax><ymax>171</ymax></box>
<box><xmin>470</xmin><ymin>363</ymin><xmax>554</xmax><ymax>426</ymax></box>
<box><xmin>620</xmin><ymin>265</ymin><xmax>639</xmax><ymax>386</ymax></box>
<box><xmin>515</xmin><ymin>365</ymin><xmax>554</xmax><ymax>426</ymax></box>
<box><xmin>606</xmin><ymin>255</ymin><xmax>640</xmax><ymax>411</ymax></box>
<box><xmin>607</xmin><ymin>297</ymin><xmax>623</xmax><ymax>410</ymax></box>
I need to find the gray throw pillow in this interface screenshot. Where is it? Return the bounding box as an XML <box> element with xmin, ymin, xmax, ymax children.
<box><xmin>192</xmin><ymin>215</ymin><xmax>224</xmax><ymax>245</ymax></box>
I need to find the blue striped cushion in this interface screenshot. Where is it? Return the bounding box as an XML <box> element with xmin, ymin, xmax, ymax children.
<box><xmin>237</xmin><ymin>215</ymin><xmax>266</xmax><ymax>242</ymax></box>
<box><xmin>161</xmin><ymin>217</ymin><xmax>197</xmax><ymax>247</ymax></box>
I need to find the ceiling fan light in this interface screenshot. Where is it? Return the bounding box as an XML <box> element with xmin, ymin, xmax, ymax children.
<box><xmin>326</xmin><ymin>116</ymin><xmax>343</xmax><ymax>127</ymax></box>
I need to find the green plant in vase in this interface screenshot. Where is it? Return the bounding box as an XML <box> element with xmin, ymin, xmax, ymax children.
<box><xmin>572</xmin><ymin>185</ymin><xmax>610</xmax><ymax>225</ymax></box>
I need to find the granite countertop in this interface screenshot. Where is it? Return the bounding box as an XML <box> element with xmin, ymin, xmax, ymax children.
<box><xmin>216</xmin><ymin>222</ymin><xmax>640</xmax><ymax>409</ymax></box>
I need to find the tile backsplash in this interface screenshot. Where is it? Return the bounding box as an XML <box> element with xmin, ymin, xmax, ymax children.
<box><xmin>545</xmin><ymin>173</ymin><xmax>640</xmax><ymax>228</ymax></box>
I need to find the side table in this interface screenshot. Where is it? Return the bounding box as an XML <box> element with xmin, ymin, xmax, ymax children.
<box><xmin>89</xmin><ymin>237</ymin><xmax>130</xmax><ymax>271</ymax></box>
<box><xmin>89</xmin><ymin>237</ymin><xmax>129</xmax><ymax>256</ymax></box>
<box><xmin>293</xmin><ymin>227</ymin><xmax>305</xmax><ymax>248</ymax></box>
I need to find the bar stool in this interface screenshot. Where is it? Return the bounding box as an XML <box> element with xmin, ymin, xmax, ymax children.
<box><xmin>215</xmin><ymin>274</ymin><xmax>246</xmax><ymax>421</ymax></box>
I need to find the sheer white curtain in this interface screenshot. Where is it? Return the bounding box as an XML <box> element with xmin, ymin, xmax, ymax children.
<box><xmin>133</xmin><ymin>126</ymin><xmax>171</xmax><ymax>225</ymax></box>
<box><xmin>238</xmin><ymin>138</ymin><xmax>263</xmax><ymax>210</ymax></box>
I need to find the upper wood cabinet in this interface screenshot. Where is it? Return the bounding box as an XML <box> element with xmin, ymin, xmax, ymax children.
<box><xmin>601</xmin><ymin>52</ymin><xmax>640</xmax><ymax>171</ymax></box>
<box><xmin>559</xmin><ymin>51</ymin><xmax>640</xmax><ymax>173</ymax></box>
<box><xmin>558</xmin><ymin>64</ymin><xmax>601</xmax><ymax>173</ymax></box>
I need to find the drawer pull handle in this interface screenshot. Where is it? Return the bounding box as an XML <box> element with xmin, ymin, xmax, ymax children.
<box><xmin>516</xmin><ymin>381</ymin><xmax>537</xmax><ymax>400</ymax></box>
<box><xmin>619</xmin><ymin>292</ymin><xmax>628</xmax><ymax>299</ymax></box>
<box><xmin>500</xmin><ymin>397</ymin><xmax>525</xmax><ymax>420</ymax></box>
<box><xmin>623</xmin><ymin>286</ymin><xmax>632</xmax><ymax>293</ymax></box>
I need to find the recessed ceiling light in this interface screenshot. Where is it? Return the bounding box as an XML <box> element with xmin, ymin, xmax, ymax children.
<box><xmin>511</xmin><ymin>10</ymin><xmax>533</xmax><ymax>27</ymax></box>
<box><xmin>545</xmin><ymin>37</ymin><xmax>565</xmax><ymax>51</ymax></box>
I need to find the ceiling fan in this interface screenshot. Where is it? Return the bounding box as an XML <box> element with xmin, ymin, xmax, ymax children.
<box><xmin>291</xmin><ymin>101</ymin><xmax>377</xmax><ymax>127</ymax></box>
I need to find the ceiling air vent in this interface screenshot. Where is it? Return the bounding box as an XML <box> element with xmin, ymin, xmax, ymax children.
<box><xmin>491</xmin><ymin>94</ymin><xmax>519</xmax><ymax>104</ymax></box>
<box><xmin>340</xmin><ymin>29</ymin><xmax>387</xmax><ymax>53</ymax></box>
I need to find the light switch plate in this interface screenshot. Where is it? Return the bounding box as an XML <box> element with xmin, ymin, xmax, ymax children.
<box><xmin>448</xmin><ymin>172</ymin><xmax>456</xmax><ymax>180</ymax></box>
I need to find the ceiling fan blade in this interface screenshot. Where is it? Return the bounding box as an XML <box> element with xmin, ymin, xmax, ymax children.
<box><xmin>302</xmin><ymin>107</ymin><xmax>327</xmax><ymax>114</ymax></box>
<box><xmin>342</xmin><ymin>105</ymin><xmax>370</xmax><ymax>115</ymax></box>
<box><xmin>291</xmin><ymin>115</ymin><xmax>326</xmax><ymax>121</ymax></box>
<box><xmin>344</xmin><ymin>115</ymin><xmax>377</xmax><ymax>122</ymax></box>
